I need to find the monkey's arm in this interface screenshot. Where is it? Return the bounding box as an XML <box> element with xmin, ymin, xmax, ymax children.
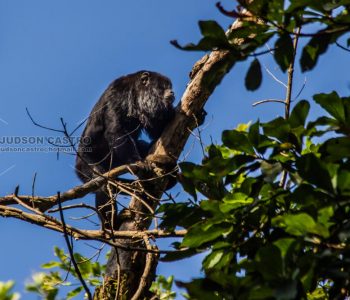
<box><xmin>76</xmin><ymin>105</ymin><xmax>107</xmax><ymax>182</ymax></box>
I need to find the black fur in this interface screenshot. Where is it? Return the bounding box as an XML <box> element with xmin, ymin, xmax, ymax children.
<box><xmin>75</xmin><ymin>71</ymin><xmax>175</xmax><ymax>228</ymax></box>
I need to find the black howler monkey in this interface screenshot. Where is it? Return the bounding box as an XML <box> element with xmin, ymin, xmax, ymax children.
<box><xmin>75</xmin><ymin>71</ymin><xmax>175</xmax><ymax>229</ymax></box>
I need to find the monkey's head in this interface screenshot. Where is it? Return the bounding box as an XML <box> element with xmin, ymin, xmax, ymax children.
<box><xmin>127</xmin><ymin>70</ymin><xmax>175</xmax><ymax>125</ymax></box>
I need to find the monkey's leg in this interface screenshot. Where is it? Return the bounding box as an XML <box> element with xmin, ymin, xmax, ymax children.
<box><xmin>95</xmin><ymin>188</ymin><xmax>119</xmax><ymax>230</ymax></box>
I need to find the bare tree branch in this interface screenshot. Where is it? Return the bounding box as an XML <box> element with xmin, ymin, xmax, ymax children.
<box><xmin>252</xmin><ymin>99</ymin><xmax>286</xmax><ymax>107</ymax></box>
<box><xmin>57</xmin><ymin>192</ymin><xmax>92</xmax><ymax>300</ymax></box>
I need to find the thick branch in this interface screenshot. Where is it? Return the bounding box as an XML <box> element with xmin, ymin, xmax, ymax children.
<box><xmin>0</xmin><ymin>162</ymin><xmax>143</xmax><ymax>211</ymax></box>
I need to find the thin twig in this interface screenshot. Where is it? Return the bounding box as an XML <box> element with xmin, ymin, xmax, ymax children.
<box><xmin>336</xmin><ymin>41</ymin><xmax>350</xmax><ymax>52</ymax></box>
<box><xmin>248</xmin><ymin>48</ymin><xmax>277</xmax><ymax>57</ymax></box>
<box><xmin>252</xmin><ymin>99</ymin><xmax>286</xmax><ymax>107</ymax></box>
<box><xmin>263</xmin><ymin>64</ymin><xmax>287</xmax><ymax>88</ymax></box>
<box><xmin>57</xmin><ymin>192</ymin><xmax>92</xmax><ymax>300</ymax></box>
<box><xmin>189</xmin><ymin>114</ymin><xmax>206</xmax><ymax>157</ymax></box>
<box><xmin>70</xmin><ymin>212</ymin><xmax>96</xmax><ymax>221</ymax></box>
<box><xmin>31</xmin><ymin>172</ymin><xmax>37</xmax><ymax>202</ymax></box>
<box><xmin>108</xmin><ymin>181</ymin><xmax>155</xmax><ymax>216</ymax></box>
<box><xmin>280</xmin><ymin>27</ymin><xmax>301</xmax><ymax>188</ymax></box>
<box><xmin>26</xmin><ymin>108</ymin><xmax>63</xmax><ymax>133</ymax></box>
<box><xmin>13</xmin><ymin>195</ymin><xmax>43</xmax><ymax>215</ymax></box>
<box><xmin>285</xmin><ymin>27</ymin><xmax>301</xmax><ymax>119</ymax></box>
<box><xmin>48</xmin><ymin>203</ymin><xmax>106</xmax><ymax>231</ymax></box>
<box><xmin>293</xmin><ymin>77</ymin><xmax>307</xmax><ymax>101</ymax></box>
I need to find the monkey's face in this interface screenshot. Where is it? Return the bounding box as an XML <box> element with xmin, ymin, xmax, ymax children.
<box><xmin>138</xmin><ymin>71</ymin><xmax>175</xmax><ymax>107</ymax></box>
<box><xmin>163</xmin><ymin>88</ymin><xmax>175</xmax><ymax>105</ymax></box>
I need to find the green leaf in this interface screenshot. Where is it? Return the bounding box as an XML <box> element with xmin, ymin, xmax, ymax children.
<box><xmin>88</xmin><ymin>279</ymin><xmax>101</xmax><ymax>286</ymax></box>
<box><xmin>266</xmin><ymin>0</ymin><xmax>285</xmax><ymax>24</ymax></box>
<box><xmin>273</xmin><ymin>213</ymin><xmax>329</xmax><ymax>238</ymax></box>
<box><xmin>41</xmin><ymin>261</ymin><xmax>61</xmax><ymax>269</ymax></box>
<box><xmin>261</xmin><ymin>161</ymin><xmax>283</xmax><ymax>182</ymax></box>
<box><xmin>170</xmin><ymin>38</ymin><xmax>224</xmax><ymax>51</ymax></box>
<box><xmin>54</xmin><ymin>246</ymin><xmax>66</xmax><ymax>262</ymax></box>
<box><xmin>313</xmin><ymin>91</ymin><xmax>345</xmax><ymax>123</ymax></box>
<box><xmin>249</xmin><ymin>287</ymin><xmax>274</xmax><ymax>299</ymax></box>
<box><xmin>289</xmin><ymin>100</ymin><xmax>310</xmax><ymax>128</ymax></box>
<box><xmin>307</xmin><ymin>116</ymin><xmax>339</xmax><ymax>129</ymax></box>
<box><xmin>176</xmin><ymin>279</ymin><xmax>221</xmax><ymax>300</ymax></box>
<box><xmin>317</xmin><ymin>206</ymin><xmax>334</xmax><ymax>229</ymax></box>
<box><xmin>150</xmin><ymin>276</ymin><xmax>177</xmax><ymax>300</ymax></box>
<box><xmin>300</xmin><ymin>35</ymin><xmax>331</xmax><ymax>72</ymax></box>
<box><xmin>320</xmin><ymin>137</ymin><xmax>350</xmax><ymax>161</ymax></box>
<box><xmin>220</xmin><ymin>192</ymin><xmax>254</xmax><ymax>212</ymax></box>
<box><xmin>182</xmin><ymin>224</ymin><xmax>232</xmax><ymax>248</ymax></box>
<box><xmin>288</xmin><ymin>184</ymin><xmax>327</xmax><ymax>207</ymax></box>
<box><xmin>273</xmin><ymin>238</ymin><xmax>296</xmax><ymax>258</ymax></box>
<box><xmin>296</xmin><ymin>153</ymin><xmax>334</xmax><ymax>192</ymax></box>
<box><xmin>73</xmin><ymin>253</ymin><xmax>91</xmax><ymax>278</ymax></box>
<box><xmin>203</xmin><ymin>250</ymin><xmax>224</xmax><ymax>269</ymax></box>
<box><xmin>255</xmin><ymin>245</ymin><xmax>283</xmax><ymax>280</ymax></box>
<box><xmin>337</xmin><ymin>167</ymin><xmax>350</xmax><ymax>195</ymax></box>
<box><xmin>287</xmin><ymin>0</ymin><xmax>324</xmax><ymax>13</ymax></box>
<box><xmin>158</xmin><ymin>203</ymin><xmax>200</xmax><ymax>230</ymax></box>
<box><xmin>248</xmin><ymin>120</ymin><xmax>260</xmax><ymax>148</ymax></box>
<box><xmin>245</xmin><ymin>58</ymin><xmax>262</xmax><ymax>91</ymax></box>
<box><xmin>274</xmin><ymin>281</ymin><xmax>298</xmax><ymax>300</ymax></box>
<box><xmin>66</xmin><ymin>286</ymin><xmax>83</xmax><ymax>299</ymax></box>
<box><xmin>199</xmin><ymin>21</ymin><xmax>226</xmax><ymax>40</ymax></box>
<box><xmin>178</xmin><ymin>174</ymin><xmax>197</xmax><ymax>201</ymax></box>
<box><xmin>207</xmin><ymin>144</ymin><xmax>223</xmax><ymax>159</ymax></box>
<box><xmin>161</xmin><ymin>248</ymin><xmax>198</xmax><ymax>262</ymax></box>
<box><xmin>274</xmin><ymin>33</ymin><xmax>294</xmax><ymax>72</ymax></box>
<box><xmin>222</xmin><ymin>130</ymin><xmax>255</xmax><ymax>154</ymax></box>
<box><xmin>262</xmin><ymin>117</ymin><xmax>291</xmax><ymax>141</ymax></box>
<box><xmin>0</xmin><ymin>281</ymin><xmax>20</xmax><ymax>300</ymax></box>
<box><xmin>171</xmin><ymin>20</ymin><xmax>230</xmax><ymax>51</ymax></box>
<box><xmin>180</xmin><ymin>162</ymin><xmax>209</xmax><ymax>180</ymax></box>
<box><xmin>201</xmin><ymin>200</ymin><xmax>225</xmax><ymax>216</ymax></box>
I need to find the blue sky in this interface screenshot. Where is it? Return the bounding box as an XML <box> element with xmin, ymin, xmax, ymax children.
<box><xmin>0</xmin><ymin>0</ymin><xmax>349</xmax><ymax>298</ymax></box>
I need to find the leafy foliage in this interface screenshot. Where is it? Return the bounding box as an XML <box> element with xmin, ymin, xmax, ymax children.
<box><xmin>173</xmin><ymin>0</ymin><xmax>350</xmax><ymax>90</ymax></box>
<box><xmin>159</xmin><ymin>91</ymin><xmax>350</xmax><ymax>299</ymax></box>
<box><xmin>150</xmin><ymin>275</ymin><xmax>178</xmax><ymax>300</ymax></box>
<box><xmin>0</xmin><ymin>281</ymin><xmax>20</xmax><ymax>300</ymax></box>
<box><xmin>25</xmin><ymin>246</ymin><xmax>105</xmax><ymax>299</ymax></box>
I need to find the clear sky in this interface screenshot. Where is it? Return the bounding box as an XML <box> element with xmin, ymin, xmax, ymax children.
<box><xmin>0</xmin><ymin>0</ymin><xmax>349</xmax><ymax>299</ymax></box>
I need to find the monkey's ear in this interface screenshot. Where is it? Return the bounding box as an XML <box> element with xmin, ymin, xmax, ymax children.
<box><xmin>141</xmin><ymin>72</ymin><xmax>150</xmax><ymax>85</ymax></box>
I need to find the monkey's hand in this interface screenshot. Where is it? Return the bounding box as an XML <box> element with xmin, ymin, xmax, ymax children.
<box><xmin>196</xmin><ymin>109</ymin><xmax>207</xmax><ymax>126</ymax></box>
